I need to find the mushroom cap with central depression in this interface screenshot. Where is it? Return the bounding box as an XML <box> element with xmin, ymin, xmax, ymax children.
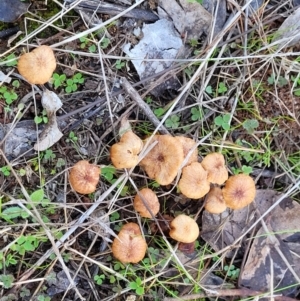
<box><xmin>139</xmin><ymin>135</ymin><xmax>184</xmax><ymax>185</ymax></box>
<box><xmin>112</xmin><ymin>223</ymin><xmax>147</xmax><ymax>263</ymax></box>
<box><xmin>17</xmin><ymin>45</ymin><xmax>56</xmax><ymax>84</ymax></box>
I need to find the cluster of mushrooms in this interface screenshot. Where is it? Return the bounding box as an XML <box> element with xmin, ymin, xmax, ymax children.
<box><xmin>15</xmin><ymin>45</ymin><xmax>256</xmax><ymax>264</ymax></box>
<box><xmin>69</xmin><ymin>131</ymin><xmax>256</xmax><ymax>264</ymax></box>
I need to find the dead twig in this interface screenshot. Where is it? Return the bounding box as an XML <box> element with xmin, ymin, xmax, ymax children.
<box><xmin>66</xmin><ymin>0</ymin><xmax>158</xmax><ymax>22</ymax></box>
<box><xmin>121</xmin><ymin>77</ymin><xmax>171</xmax><ymax>135</ymax></box>
<box><xmin>163</xmin><ymin>288</ymin><xmax>300</xmax><ymax>301</ymax></box>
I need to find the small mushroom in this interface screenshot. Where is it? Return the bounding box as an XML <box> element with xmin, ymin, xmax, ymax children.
<box><xmin>133</xmin><ymin>188</ymin><xmax>160</xmax><ymax>218</ymax></box>
<box><xmin>111</xmin><ymin>223</ymin><xmax>147</xmax><ymax>264</ymax></box>
<box><xmin>139</xmin><ymin>135</ymin><xmax>184</xmax><ymax>185</ymax></box>
<box><xmin>110</xmin><ymin>131</ymin><xmax>143</xmax><ymax>169</ymax></box>
<box><xmin>169</xmin><ymin>214</ymin><xmax>199</xmax><ymax>243</ymax></box>
<box><xmin>175</xmin><ymin>136</ymin><xmax>198</xmax><ymax>166</ymax></box>
<box><xmin>178</xmin><ymin>162</ymin><xmax>210</xmax><ymax>199</ymax></box>
<box><xmin>222</xmin><ymin>174</ymin><xmax>256</xmax><ymax>210</ymax></box>
<box><xmin>205</xmin><ymin>186</ymin><xmax>227</xmax><ymax>214</ymax></box>
<box><xmin>201</xmin><ymin>153</ymin><xmax>228</xmax><ymax>185</ymax></box>
<box><xmin>17</xmin><ymin>45</ymin><xmax>56</xmax><ymax>84</ymax></box>
<box><xmin>69</xmin><ymin>160</ymin><xmax>101</xmax><ymax>194</ymax></box>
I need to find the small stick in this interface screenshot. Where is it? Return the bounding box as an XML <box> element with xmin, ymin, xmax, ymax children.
<box><xmin>120</xmin><ymin>77</ymin><xmax>171</xmax><ymax>135</ymax></box>
<box><xmin>163</xmin><ymin>288</ymin><xmax>299</xmax><ymax>301</ymax></box>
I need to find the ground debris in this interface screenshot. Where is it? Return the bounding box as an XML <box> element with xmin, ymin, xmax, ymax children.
<box><xmin>47</xmin><ymin>270</ymin><xmax>79</xmax><ymax>297</ymax></box>
<box><xmin>273</xmin><ymin>6</ymin><xmax>300</xmax><ymax>49</ymax></box>
<box><xmin>34</xmin><ymin>90</ymin><xmax>63</xmax><ymax>151</ymax></box>
<box><xmin>158</xmin><ymin>0</ymin><xmax>211</xmax><ymax>39</ymax></box>
<box><xmin>123</xmin><ymin>19</ymin><xmax>183</xmax><ymax>96</ymax></box>
<box><xmin>202</xmin><ymin>189</ymin><xmax>300</xmax><ymax>297</ymax></box>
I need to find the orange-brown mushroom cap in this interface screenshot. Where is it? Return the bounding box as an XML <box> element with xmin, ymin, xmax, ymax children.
<box><xmin>175</xmin><ymin>136</ymin><xmax>198</xmax><ymax>166</ymax></box>
<box><xmin>201</xmin><ymin>153</ymin><xmax>228</xmax><ymax>185</ymax></box>
<box><xmin>110</xmin><ymin>131</ymin><xmax>143</xmax><ymax>169</ymax></box>
<box><xmin>169</xmin><ymin>214</ymin><xmax>199</xmax><ymax>243</ymax></box>
<box><xmin>178</xmin><ymin>162</ymin><xmax>210</xmax><ymax>199</ymax></box>
<box><xmin>139</xmin><ymin>135</ymin><xmax>184</xmax><ymax>185</ymax></box>
<box><xmin>222</xmin><ymin>174</ymin><xmax>256</xmax><ymax>210</ymax></box>
<box><xmin>112</xmin><ymin>223</ymin><xmax>147</xmax><ymax>264</ymax></box>
<box><xmin>17</xmin><ymin>45</ymin><xmax>56</xmax><ymax>84</ymax></box>
<box><xmin>133</xmin><ymin>188</ymin><xmax>160</xmax><ymax>218</ymax></box>
<box><xmin>69</xmin><ymin>160</ymin><xmax>101</xmax><ymax>194</ymax></box>
<box><xmin>205</xmin><ymin>186</ymin><xmax>227</xmax><ymax>214</ymax></box>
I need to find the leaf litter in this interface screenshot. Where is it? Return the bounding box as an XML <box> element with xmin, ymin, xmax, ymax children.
<box><xmin>0</xmin><ymin>0</ymin><xmax>300</xmax><ymax>300</ymax></box>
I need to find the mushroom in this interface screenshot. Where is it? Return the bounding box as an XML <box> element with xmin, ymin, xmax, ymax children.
<box><xmin>178</xmin><ymin>162</ymin><xmax>210</xmax><ymax>199</ymax></box>
<box><xmin>110</xmin><ymin>131</ymin><xmax>143</xmax><ymax>169</ymax></box>
<box><xmin>139</xmin><ymin>135</ymin><xmax>184</xmax><ymax>185</ymax></box>
<box><xmin>133</xmin><ymin>188</ymin><xmax>160</xmax><ymax>218</ymax></box>
<box><xmin>222</xmin><ymin>174</ymin><xmax>256</xmax><ymax>210</ymax></box>
<box><xmin>201</xmin><ymin>153</ymin><xmax>228</xmax><ymax>185</ymax></box>
<box><xmin>175</xmin><ymin>136</ymin><xmax>198</xmax><ymax>166</ymax></box>
<box><xmin>169</xmin><ymin>214</ymin><xmax>199</xmax><ymax>243</ymax></box>
<box><xmin>204</xmin><ymin>186</ymin><xmax>227</xmax><ymax>214</ymax></box>
<box><xmin>111</xmin><ymin>222</ymin><xmax>147</xmax><ymax>264</ymax></box>
<box><xmin>69</xmin><ymin>160</ymin><xmax>101</xmax><ymax>194</ymax></box>
<box><xmin>17</xmin><ymin>45</ymin><xmax>56</xmax><ymax>84</ymax></box>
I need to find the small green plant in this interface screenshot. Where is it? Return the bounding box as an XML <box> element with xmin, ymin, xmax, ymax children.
<box><xmin>51</xmin><ymin>73</ymin><xmax>84</xmax><ymax>93</ymax></box>
<box><xmin>145</xmin><ymin>96</ymin><xmax>152</xmax><ymax>104</ymax></box>
<box><xmin>165</xmin><ymin>115</ymin><xmax>180</xmax><ymax>129</ymax></box>
<box><xmin>1</xmin><ymin>189</ymin><xmax>55</xmax><ymax>223</ymax></box>
<box><xmin>189</xmin><ymin>38</ymin><xmax>198</xmax><ymax>47</ymax></box>
<box><xmin>0</xmin><ymin>166</ymin><xmax>11</xmax><ymax>176</ymax></box>
<box><xmin>18</xmin><ymin>168</ymin><xmax>26</xmax><ymax>177</ymax></box>
<box><xmin>129</xmin><ymin>277</ymin><xmax>144</xmax><ymax>296</ymax></box>
<box><xmin>94</xmin><ymin>274</ymin><xmax>105</xmax><ymax>285</ymax></box>
<box><xmin>80</xmin><ymin>36</ymin><xmax>96</xmax><ymax>52</ymax></box>
<box><xmin>191</xmin><ymin>107</ymin><xmax>203</xmax><ymax>121</ymax></box>
<box><xmin>37</xmin><ymin>294</ymin><xmax>51</xmax><ymax>301</ymax></box>
<box><xmin>232</xmin><ymin>165</ymin><xmax>253</xmax><ymax>175</ymax></box>
<box><xmin>101</xmin><ymin>165</ymin><xmax>116</xmax><ymax>182</ymax></box>
<box><xmin>115</xmin><ymin>59</ymin><xmax>125</xmax><ymax>70</ymax></box>
<box><xmin>217</xmin><ymin>82</ymin><xmax>228</xmax><ymax>94</ymax></box>
<box><xmin>52</xmin><ymin>73</ymin><xmax>66</xmax><ymax>89</ymax></box>
<box><xmin>224</xmin><ymin>264</ymin><xmax>240</xmax><ymax>280</ymax></box>
<box><xmin>100</xmin><ymin>37</ymin><xmax>110</xmax><ymax>49</ymax></box>
<box><xmin>42</xmin><ymin>149</ymin><xmax>56</xmax><ymax>163</ymax></box>
<box><xmin>0</xmin><ymin>274</ymin><xmax>15</xmax><ymax>288</ymax></box>
<box><xmin>291</xmin><ymin>75</ymin><xmax>300</xmax><ymax>96</ymax></box>
<box><xmin>109</xmin><ymin>211</ymin><xmax>120</xmax><ymax>222</ymax></box>
<box><xmin>0</xmin><ymin>86</ymin><xmax>18</xmax><ymax>105</ymax></box>
<box><xmin>66</xmin><ymin>131</ymin><xmax>78</xmax><ymax>143</ymax></box>
<box><xmin>56</xmin><ymin>158</ymin><xmax>66</xmax><ymax>169</ymax></box>
<box><xmin>267</xmin><ymin>74</ymin><xmax>288</xmax><ymax>87</ymax></box>
<box><xmin>205</xmin><ymin>85</ymin><xmax>213</xmax><ymax>94</ymax></box>
<box><xmin>243</xmin><ymin>118</ymin><xmax>259</xmax><ymax>134</ymax></box>
<box><xmin>34</xmin><ymin>109</ymin><xmax>48</xmax><ymax>124</ymax></box>
<box><xmin>146</xmin><ymin>247</ymin><xmax>160</xmax><ymax>264</ymax></box>
<box><xmin>89</xmin><ymin>44</ymin><xmax>97</xmax><ymax>53</ymax></box>
<box><xmin>154</xmin><ymin>107</ymin><xmax>165</xmax><ymax>118</ymax></box>
<box><xmin>65</xmin><ymin>73</ymin><xmax>85</xmax><ymax>93</ymax></box>
<box><xmin>101</xmin><ymin>166</ymin><xmax>128</xmax><ymax>196</ymax></box>
<box><xmin>20</xmin><ymin>287</ymin><xmax>31</xmax><ymax>298</ymax></box>
<box><xmin>214</xmin><ymin>113</ymin><xmax>231</xmax><ymax>131</ymax></box>
<box><xmin>4</xmin><ymin>53</ymin><xmax>18</xmax><ymax>67</ymax></box>
<box><xmin>0</xmin><ymin>252</ymin><xmax>17</xmax><ymax>269</ymax></box>
<box><xmin>10</xmin><ymin>233</ymin><xmax>47</xmax><ymax>256</ymax></box>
